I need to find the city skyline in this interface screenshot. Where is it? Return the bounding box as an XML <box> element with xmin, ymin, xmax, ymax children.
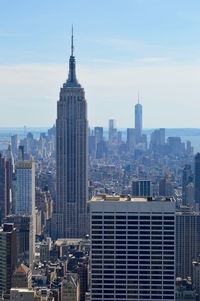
<box><xmin>1</xmin><ymin>1</ymin><xmax>200</xmax><ymax>128</ymax></box>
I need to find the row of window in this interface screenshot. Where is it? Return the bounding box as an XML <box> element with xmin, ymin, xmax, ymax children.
<box><xmin>92</xmin><ymin>215</ymin><xmax>174</xmax><ymax>220</ymax></box>
<box><xmin>92</xmin><ymin>221</ymin><xmax>174</xmax><ymax>225</ymax></box>
<box><xmin>92</xmin><ymin>226</ymin><xmax>174</xmax><ymax>230</ymax></box>
<box><xmin>92</xmin><ymin>271</ymin><xmax>175</xmax><ymax>276</ymax></box>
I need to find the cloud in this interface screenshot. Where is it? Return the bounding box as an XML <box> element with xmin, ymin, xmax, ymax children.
<box><xmin>88</xmin><ymin>37</ymin><xmax>200</xmax><ymax>64</ymax></box>
<box><xmin>0</xmin><ymin>62</ymin><xmax>200</xmax><ymax>128</ymax></box>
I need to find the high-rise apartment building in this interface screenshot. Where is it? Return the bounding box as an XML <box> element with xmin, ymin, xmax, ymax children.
<box><xmin>0</xmin><ymin>223</ymin><xmax>17</xmax><ymax>294</ymax></box>
<box><xmin>90</xmin><ymin>195</ymin><xmax>176</xmax><ymax>301</ymax></box>
<box><xmin>135</xmin><ymin>100</ymin><xmax>142</xmax><ymax>143</ymax></box>
<box><xmin>53</xmin><ymin>29</ymin><xmax>88</xmax><ymax>239</ymax></box>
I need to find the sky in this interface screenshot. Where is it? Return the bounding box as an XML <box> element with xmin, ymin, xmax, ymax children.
<box><xmin>1</xmin><ymin>0</ymin><xmax>200</xmax><ymax>128</ymax></box>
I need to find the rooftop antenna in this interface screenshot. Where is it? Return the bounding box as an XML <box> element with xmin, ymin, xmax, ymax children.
<box><xmin>71</xmin><ymin>24</ymin><xmax>74</xmax><ymax>56</ymax></box>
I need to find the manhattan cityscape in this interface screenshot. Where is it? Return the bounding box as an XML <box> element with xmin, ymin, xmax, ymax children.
<box><xmin>1</xmin><ymin>1</ymin><xmax>200</xmax><ymax>301</ymax></box>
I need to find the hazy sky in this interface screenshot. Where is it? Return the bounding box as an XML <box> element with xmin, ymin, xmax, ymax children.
<box><xmin>1</xmin><ymin>0</ymin><xmax>200</xmax><ymax>128</ymax></box>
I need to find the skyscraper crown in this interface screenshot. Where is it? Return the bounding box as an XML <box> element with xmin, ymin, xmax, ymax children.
<box><xmin>65</xmin><ymin>26</ymin><xmax>80</xmax><ymax>88</ymax></box>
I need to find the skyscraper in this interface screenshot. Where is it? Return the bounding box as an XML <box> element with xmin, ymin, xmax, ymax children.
<box><xmin>126</xmin><ymin>128</ymin><xmax>136</xmax><ymax>152</ymax></box>
<box><xmin>0</xmin><ymin>153</ymin><xmax>12</xmax><ymax>224</ymax></box>
<box><xmin>182</xmin><ymin>164</ymin><xmax>193</xmax><ymax>206</ymax></box>
<box><xmin>14</xmin><ymin>160</ymin><xmax>35</xmax><ymax>216</ymax></box>
<box><xmin>90</xmin><ymin>195</ymin><xmax>176</xmax><ymax>301</ymax></box>
<box><xmin>5</xmin><ymin>215</ymin><xmax>34</xmax><ymax>268</ymax></box>
<box><xmin>176</xmin><ymin>208</ymin><xmax>200</xmax><ymax>279</ymax></box>
<box><xmin>108</xmin><ymin>119</ymin><xmax>116</xmax><ymax>143</ymax></box>
<box><xmin>194</xmin><ymin>153</ymin><xmax>200</xmax><ymax>206</ymax></box>
<box><xmin>134</xmin><ymin>97</ymin><xmax>142</xmax><ymax>143</ymax></box>
<box><xmin>132</xmin><ymin>179</ymin><xmax>151</xmax><ymax>196</ymax></box>
<box><xmin>53</xmin><ymin>29</ymin><xmax>88</xmax><ymax>239</ymax></box>
<box><xmin>0</xmin><ymin>223</ymin><xmax>17</xmax><ymax>294</ymax></box>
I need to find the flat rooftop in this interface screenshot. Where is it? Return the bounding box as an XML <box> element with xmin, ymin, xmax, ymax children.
<box><xmin>90</xmin><ymin>195</ymin><xmax>174</xmax><ymax>203</ymax></box>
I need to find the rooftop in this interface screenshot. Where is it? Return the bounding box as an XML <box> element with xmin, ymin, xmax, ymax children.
<box><xmin>90</xmin><ymin>195</ymin><xmax>174</xmax><ymax>203</ymax></box>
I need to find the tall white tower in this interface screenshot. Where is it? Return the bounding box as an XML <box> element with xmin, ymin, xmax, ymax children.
<box><xmin>135</xmin><ymin>94</ymin><xmax>142</xmax><ymax>143</ymax></box>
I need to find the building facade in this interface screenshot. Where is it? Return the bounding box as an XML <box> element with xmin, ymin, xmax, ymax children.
<box><xmin>194</xmin><ymin>153</ymin><xmax>200</xmax><ymax>206</ymax></box>
<box><xmin>14</xmin><ymin>160</ymin><xmax>35</xmax><ymax>216</ymax></box>
<box><xmin>176</xmin><ymin>208</ymin><xmax>200</xmax><ymax>278</ymax></box>
<box><xmin>5</xmin><ymin>215</ymin><xmax>34</xmax><ymax>268</ymax></box>
<box><xmin>12</xmin><ymin>264</ymin><xmax>32</xmax><ymax>289</ymax></box>
<box><xmin>90</xmin><ymin>195</ymin><xmax>176</xmax><ymax>301</ymax></box>
<box><xmin>132</xmin><ymin>180</ymin><xmax>151</xmax><ymax>196</ymax></box>
<box><xmin>0</xmin><ymin>154</ymin><xmax>12</xmax><ymax>224</ymax></box>
<box><xmin>0</xmin><ymin>223</ymin><xmax>17</xmax><ymax>294</ymax></box>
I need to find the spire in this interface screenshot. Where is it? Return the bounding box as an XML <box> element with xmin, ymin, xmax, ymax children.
<box><xmin>71</xmin><ymin>25</ymin><xmax>74</xmax><ymax>56</ymax></box>
<box><xmin>137</xmin><ymin>90</ymin><xmax>140</xmax><ymax>104</ymax></box>
<box><xmin>65</xmin><ymin>26</ymin><xmax>80</xmax><ymax>87</ymax></box>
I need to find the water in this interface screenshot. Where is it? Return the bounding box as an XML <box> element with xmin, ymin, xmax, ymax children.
<box><xmin>0</xmin><ymin>127</ymin><xmax>48</xmax><ymax>150</ymax></box>
<box><xmin>1</xmin><ymin>127</ymin><xmax>200</xmax><ymax>153</ymax></box>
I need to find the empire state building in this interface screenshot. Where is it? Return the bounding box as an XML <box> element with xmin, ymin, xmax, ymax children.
<box><xmin>53</xmin><ymin>30</ymin><xmax>88</xmax><ymax>239</ymax></box>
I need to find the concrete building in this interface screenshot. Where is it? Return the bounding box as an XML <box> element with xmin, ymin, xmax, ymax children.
<box><xmin>132</xmin><ymin>179</ymin><xmax>151</xmax><ymax>196</ymax></box>
<box><xmin>0</xmin><ymin>223</ymin><xmax>17</xmax><ymax>294</ymax></box>
<box><xmin>53</xmin><ymin>29</ymin><xmax>88</xmax><ymax>239</ymax></box>
<box><xmin>10</xmin><ymin>289</ymin><xmax>40</xmax><ymax>301</ymax></box>
<box><xmin>176</xmin><ymin>208</ymin><xmax>200</xmax><ymax>278</ymax></box>
<box><xmin>12</xmin><ymin>264</ymin><xmax>32</xmax><ymax>289</ymax></box>
<box><xmin>90</xmin><ymin>195</ymin><xmax>176</xmax><ymax>301</ymax></box>
<box><xmin>14</xmin><ymin>160</ymin><xmax>35</xmax><ymax>216</ymax></box>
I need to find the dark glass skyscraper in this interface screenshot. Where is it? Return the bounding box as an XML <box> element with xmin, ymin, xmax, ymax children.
<box><xmin>53</xmin><ymin>30</ymin><xmax>88</xmax><ymax>239</ymax></box>
<box><xmin>0</xmin><ymin>153</ymin><xmax>12</xmax><ymax>225</ymax></box>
